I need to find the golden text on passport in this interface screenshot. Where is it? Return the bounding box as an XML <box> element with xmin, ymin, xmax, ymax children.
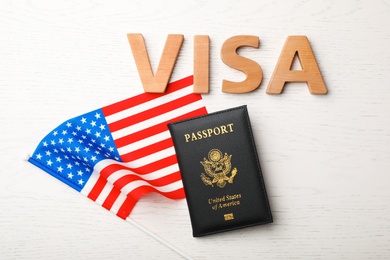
<box><xmin>184</xmin><ymin>123</ymin><xmax>234</xmax><ymax>142</ymax></box>
<box><xmin>208</xmin><ymin>194</ymin><xmax>242</xmax><ymax>211</ymax></box>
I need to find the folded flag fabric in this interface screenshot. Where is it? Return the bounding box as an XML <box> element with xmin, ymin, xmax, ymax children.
<box><xmin>29</xmin><ymin>76</ymin><xmax>207</xmax><ymax>219</ymax></box>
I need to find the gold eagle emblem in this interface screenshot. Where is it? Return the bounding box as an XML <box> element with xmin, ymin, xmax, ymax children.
<box><xmin>200</xmin><ymin>149</ymin><xmax>237</xmax><ymax>188</ymax></box>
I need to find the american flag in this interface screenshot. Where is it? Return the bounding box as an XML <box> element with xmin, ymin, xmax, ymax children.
<box><xmin>29</xmin><ymin>76</ymin><xmax>207</xmax><ymax>220</ymax></box>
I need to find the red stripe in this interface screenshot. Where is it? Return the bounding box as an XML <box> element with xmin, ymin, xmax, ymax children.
<box><xmin>116</xmin><ymin>196</ymin><xmax>137</xmax><ymax>219</ymax></box>
<box><xmin>102</xmin><ymin>188</ymin><xmax>121</xmax><ymax>210</ymax></box>
<box><xmin>114</xmin><ymin>107</ymin><xmax>207</xmax><ymax>149</ymax></box>
<box><xmin>87</xmin><ymin>176</ymin><xmax>107</xmax><ymax>201</ymax></box>
<box><xmin>102</xmin><ymin>76</ymin><xmax>194</xmax><ymax>117</ymax></box>
<box><xmin>108</xmin><ymin>93</ymin><xmax>202</xmax><ymax>133</ymax></box>
<box><xmin>120</xmin><ymin>138</ymin><xmax>173</xmax><ymax>162</ymax></box>
<box><xmin>99</xmin><ymin>163</ymin><xmax>126</xmax><ymax>179</ymax></box>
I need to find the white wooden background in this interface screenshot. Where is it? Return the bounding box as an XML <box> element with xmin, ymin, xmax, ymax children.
<box><xmin>1</xmin><ymin>0</ymin><xmax>390</xmax><ymax>259</ymax></box>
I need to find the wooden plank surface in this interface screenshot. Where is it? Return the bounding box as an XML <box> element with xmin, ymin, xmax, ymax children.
<box><xmin>1</xmin><ymin>0</ymin><xmax>390</xmax><ymax>259</ymax></box>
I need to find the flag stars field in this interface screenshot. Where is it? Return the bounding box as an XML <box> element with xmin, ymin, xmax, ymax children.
<box><xmin>30</xmin><ymin>107</ymin><xmax>121</xmax><ymax>189</ymax></box>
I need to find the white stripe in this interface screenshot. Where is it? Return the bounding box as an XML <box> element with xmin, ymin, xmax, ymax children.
<box><xmin>121</xmin><ymin>179</ymin><xmax>183</xmax><ymax>195</ymax></box>
<box><xmin>94</xmin><ymin>182</ymin><xmax>114</xmax><ymax>206</ymax></box>
<box><xmin>105</xmin><ymin>86</ymin><xmax>194</xmax><ymax>124</ymax></box>
<box><xmin>111</xmin><ymin>100</ymin><xmax>204</xmax><ymax>140</ymax></box>
<box><xmin>117</xmin><ymin>130</ymin><xmax>171</xmax><ymax>155</ymax></box>
<box><xmin>106</xmin><ymin>164</ymin><xmax>179</xmax><ymax>184</ymax></box>
<box><xmin>92</xmin><ymin>159</ymin><xmax>113</xmax><ymax>175</ymax></box>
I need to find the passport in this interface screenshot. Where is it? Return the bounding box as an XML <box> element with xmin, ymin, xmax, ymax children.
<box><xmin>168</xmin><ymin>105</ymin><xmax>272</xmax><ymax>237</ymax></box>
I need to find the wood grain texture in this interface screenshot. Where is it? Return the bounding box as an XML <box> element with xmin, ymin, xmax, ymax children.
<box><xmin>266</xmin><ymin>36</ymin><xmax>327</xmax><ymax>94</ymax></box>
<box><xmin>1</xmin><ymin>0</ymin><xmax>390</xmax><ymax>259</ymax></box>
<box><xmin>193</xmin><ymin>35</ymin><xmax>210</xmax><ymax>93</ymax></box>
<box><xmin>221</xmin><ymin>35</ymin><xmax>263</xmax><ymax>93</ymax></box>
<box><xmin>127</xmin><ymin>33</ymin><xmax>183</xmax><ymax>93</ymax></box>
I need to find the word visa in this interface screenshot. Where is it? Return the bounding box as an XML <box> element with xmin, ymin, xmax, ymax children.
<box><xmin>127</xmin><ymin>34</ymin><xmax>327</xmax><ymax>95</ymax></box>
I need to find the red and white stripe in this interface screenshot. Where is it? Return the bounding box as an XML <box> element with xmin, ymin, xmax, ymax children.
<box><xmin>81</xmin><ymin>76</ymin><xmax>207</xmax><ymax>219</ymax></box>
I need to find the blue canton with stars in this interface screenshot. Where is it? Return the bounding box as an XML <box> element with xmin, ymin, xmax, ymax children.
<box><xmin>29</xmin><ymin>109</ymin><xmax>121</xmax><ymax>191</ymax></box>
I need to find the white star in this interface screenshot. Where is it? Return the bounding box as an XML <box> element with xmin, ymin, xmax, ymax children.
<box><xmin>67</xmin><ymin>163</ymin><xmax>72</xmax><ymax>169</ymax></box>
<box><xmin>75</xmin><ymin>161</ymin><xmax>80</xmax><ymax>166</ymax></box>
<box><xmin>53</xmin><ymin>149</ymin><xmax>58</xmax><ymax>153</ymax></box>
<box><xmin>57</xmin><ymin>166</ymin><xmax>63</xmax><ymax>172</ymax></box>
<box><xmin>47</xmin><ymin>160</ymin><xmax>53</xmax><ymax>166</ymax></box>
<box><xmin>72</xmin><ymin>131</ymin><xmax>77</xmax><ymax>136</ymax></box>
<box><xmin>75</xmin><ymin>147</ymin><xmax>80</xmax><ymax>153</ymax></box>
<box><xmin>91</xmin><ymin>139</ymin><xmax>96</xmax><ymax>143</ymax></box>
<box><xmin>58</xmin><ymin>138</ymin><xmax>64</xmax><ymax>144</ymax></box>
<box><xmin>66</xmin><ymin>122</ymin><xmax>72</xmax><ymax>128</ymax></box>
<box><xmin>68</xmin><ymin>172</ymin><xmax>73</xmax><ymax>179</ymax></box>
<box><xmin>78</xmin><ymin>139</ymin><xmax>83</xmax><ymax>144</ymax></box>
<box><xmin>100</xmin><ymin>143</ymin><xmax>105</xmax><ymax>148</ymax></box>
<box><xmin>109</xmin><ymin>147</ymin><xmax>114</xmax><ymax>152</ymax></box>
<box><xmin>85</xmin><ymin>168</ymin><xmax>91</xmax><ymax>172</ymax></box>
<box><xmin>90</xmin><ymin>120</ymin><xmax>96</xmax><ymax>127</ymax></box>
<box><xmin>99</xmin><ymin>124</ymin><xmax>105</xmax><ymax>131</ymax></box>
<box><xmin>95</xmin><ymin>150</ymin><xmax>100</xmax><ymax>155</ymax></box>
<box><xmin>62</xmin><ymin>130</ymin><xmax>67</xmax><ymax>135</ymax></box>
<box><xmin>76</xmin><ymin>126</ymin><xmax>82</xmax><ymax>131</ymax></box>
<box><xmin>53</xmin><ymin>131</ymin><xmax>58</xmax><ymax>136</ymax></box>
<box><xmin>67</xmin><ymin>138</ymin><xmax>73</xmax><ymax>144</ymax></box>
<box><xmin>45</xmin><ymin>151</ymin><xmax>51</xmax><ymax>156</ymax></box>
<box><xmin>104</xmin><ymin>135</ymin><xmax>110</xmax><ymax>142</ymax></box>
<box><xmin>77</xmin><ymin>170</ymin><xmax>83</xmax><ymax>176</ymax></box>
<box><xmin>67</xmin><ymin>147</ymin><xmax>72</xmax><ymax>152</ymax></box>
<box><xmin>81</xmin><ymin>117</ymin><xmax>87</xmax><ymax>124</ymax></box>
<box><xmin>95</xmin><ymin>132</ymin><xmax>101</xmax><ymax>138</ymax></box>
<box><xmin>43</xmin><ymin>141</ymin><xmax>48</xmax><ymax>147</ymax></box>
<box><xmin>78</xmin><ymin>179</ymin><xmax>84</xmax><ymax>185</ymax></box>
<box><xmin>91</xmin><ymin>156</ymin><xmax>97</xmax><ymax>162</ymax></box>
<box><xmin>36</xmin><ymin>154</ymin><xmax>42</xmax><ymax>160</ymax></box>
<box><xmin>86</xmin><ymin>129</ymin><xmax>91</xmax><ymax>134</ymax></box>
<box><xmin>64</xmin><ymin>155</ymin><xmax>69</xmax><ymax>159</ymax></box>
<box><xmin>95</xmin><ymin>112</ymin><xmax>101</xmax><ymax>119</ymax></box>
<box><xmin>50</xmin><ymin>140</ymin><xmax>56</xmax><ymax>145</ymax></box>
<box><xmin>84</xmin><ymin>147</ymin><xmax>90</xmax><ymax>152</ymax></box>
<box><xmin>83</xmin><ymin>157</ymin><xmax>88</xmax><ymax>162</ymax></box>
<box><xmin>56</xmin><ymin>157</ymin><xmax>62</xmax><ymax>162</ymax></box>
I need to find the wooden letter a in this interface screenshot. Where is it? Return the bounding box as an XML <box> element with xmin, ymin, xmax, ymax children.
<box><xmin>266</xmin><ymin>36</ymin><xmax>327</xmax><ymax>95</ymax></box>
<box><xmin>127</xmin><ymin>34</ymin><xmax>183</xmax><ymax>93</ymax></box>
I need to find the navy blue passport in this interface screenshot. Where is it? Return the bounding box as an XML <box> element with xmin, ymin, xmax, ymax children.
<box><xmin>168</xmin><ymin>105</ymin><xmax>272</xmax><ymax>237</ymax></box>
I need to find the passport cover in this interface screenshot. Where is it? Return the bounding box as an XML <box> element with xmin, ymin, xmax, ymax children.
<box><xmin>168</xmin><ymin>105</ymin><xmax>272</xmax><ymax>237</ymax></box>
